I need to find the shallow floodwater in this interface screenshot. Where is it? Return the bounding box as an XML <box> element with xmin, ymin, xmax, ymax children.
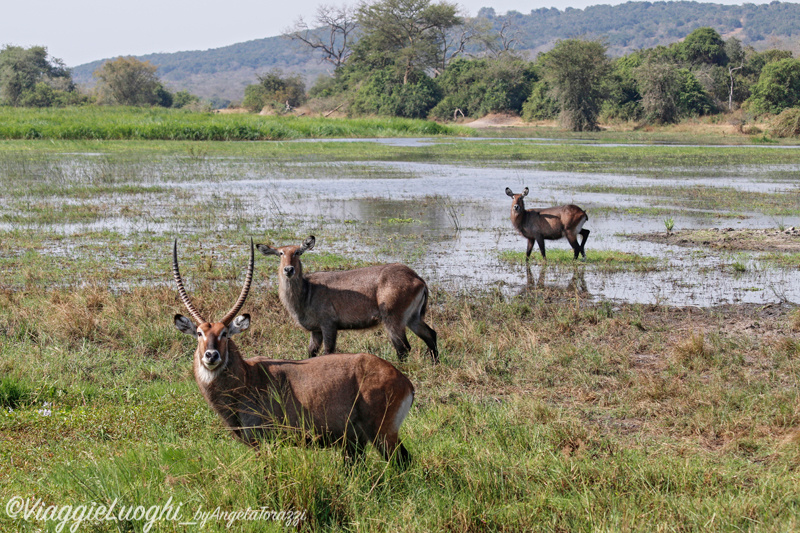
<box><xmin>6</xmin><ymin>141</ymin><xmax>800</xmax><ymax>307</ymax></box>
<box><xmin>188</xmin><ymin>158</ymin><xmax>800</xmax><ymax>307</ymax></box>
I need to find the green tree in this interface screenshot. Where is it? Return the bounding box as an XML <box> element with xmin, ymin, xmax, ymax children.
<box><xmin>747</xmin><ymin>58</ymin><xmax>800</xmax><ymax>114</ymax></box>
<box><xmin>635</xmin><ymin>56</ymin><xmax>681</xmax><ymax>124</ymax></box>
<box><xmin>538</xmin><ymin>39</ymin><xmax>610</xmax><ymax>131</ymax></box>
<box><xmin>93</xmin><ymin>57</ymin><xmax>163</xmax><ymax>106</ymax></box>
<box><xmin>679</xmin><ymin>27</ymin><xmax>727</xmax><ymax>66</ymax></box>
<box><xmin>603</xmin><ymin>53</ymin><xmax>644</xmax><ymax>121</ymax></box>
<box><xmin>429</xmin><ymin>57</ymin><xmax>535</xmax><ymax>119</ymax></box>
<box><xmin>675</xmin><ymin>68</ymin><xmax>716</xmax><ymax>116</ymax></box>
<box><xmin>521</xmin><ymin>79</ymin><xmax>559</xmax><ymax>121</ymax></box>
<box><xmin>172</xmin><ymin>90</ymin><xmax>201</xmax><ymax>109</ymax></box>
<box><xmin>0</xmin><ymin>45</ymin><xmax>76</xmax><ymax>106</ymax></box>
<box><xmin>350</xmin><ymin>66</ymin><xmax>440</xmax><ymax>118</ymax></box>
<box><xmin>355</xmin><ymin>0</ymin><xmax>462</xmax><ymax>84</ymax></box>
<box><xmin>243</xmin><ymin>69</ymin><xmax>306</xmax><ymax>112</ymax></box>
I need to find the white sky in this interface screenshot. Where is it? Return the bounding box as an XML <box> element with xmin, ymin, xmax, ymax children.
<box><xmin>1</xmin><ymin>0</ymin><xmax>790</xmax><ymax>67</ymax></box>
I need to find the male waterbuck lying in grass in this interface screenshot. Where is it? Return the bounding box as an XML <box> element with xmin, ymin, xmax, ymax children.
<box><xmin>505</xmin><ymin>187</ymin><xmax>590</xmax><ymax>261</ymax></box>
<box><xmin>172</xmin><ymin>239</ymin><xmax>415</xmax><ymax>463</ymax></box>
<box><xmin>256</xmin><ymin>236</ymin><xmax>439</xmax><ymax>363</ymax></box>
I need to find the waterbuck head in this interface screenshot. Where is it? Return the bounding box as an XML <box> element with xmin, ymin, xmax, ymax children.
<box><xmin>505</xmin><ymin>187</ymin><xmax>530</xmax><ymax>213</ymax></box>
<box><xmin>172</xmin><ymin>239</ymin><xmax>254</xmax><ymax>377</ymax></box>
<box><xmin>256</xmin><ymin>235</ymin><xmax>315</xmax><ymax>280</ymax></box>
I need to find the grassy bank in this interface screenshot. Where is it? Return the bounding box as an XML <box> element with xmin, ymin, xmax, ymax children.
<box><xmin>1</xmin><ymin>138</ymin><xmax>799</xmax><ymax>531</ymax></box>
<box><xmin>1</xmin><ymin>270</ymin><xmax>799</xmax><ymax>532</ymax></box>
<box><xmin>0</xmin><ymin>106</ymin><xmax>468</xmax><ymax>141</ymax></box>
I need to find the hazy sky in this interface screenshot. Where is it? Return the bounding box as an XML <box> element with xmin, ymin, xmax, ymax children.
<box><xmin>2</xmin><ymin>0</ymin><xmax>789</xmax><ymax>67</ymax></box>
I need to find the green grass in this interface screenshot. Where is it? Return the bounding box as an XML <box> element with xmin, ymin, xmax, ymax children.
<box><xmin>2</xmin><ymin>282</ymin><xmax>799</xmax><ymax>531</ymax></box>
<box><xmin>498</xmin><ymin>248</ymin><xmax>658</xmax><ymax>271</ymax></box>
<box><xmin>1</xmin><ymin>135</ymin><xmax>800</xmax><ymax>532</ymax></box>
<box><xmin>0</xmin><ymin>106</ymin><xmax>468</xmax><ymax>141</ymax></box>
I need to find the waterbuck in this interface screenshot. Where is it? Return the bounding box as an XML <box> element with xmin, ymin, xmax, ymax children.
<box><xmin>172</xmin><ymin>239</ymin><xmax>415</xmax><ymax>463</ymax></box>
<box><xmin>256</xmin><ymin>236</ymin><xmax>439</xmax><ymax>363</ymax></box>
<box><xmin>505</xmin><ymin>187</ymin><xmax>590</xmax><ymax>261</ymax></box>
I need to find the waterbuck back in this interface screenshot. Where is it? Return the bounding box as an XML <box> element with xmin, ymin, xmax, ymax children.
<box><xmin>257</xmin><ymin>236</ymin><xmax>438</xmax><ymax>362</ymax></box>
<box><xmin>506</xmin><ymin>187</ymin><xmax>590</xmax><ymax>260</ymax></box>
<box><xmin>172</xmin><ymin>239</ymin><xmax>415</xmax><ymax>463</ymax></box>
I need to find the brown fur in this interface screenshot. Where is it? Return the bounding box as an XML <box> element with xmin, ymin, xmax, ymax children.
<box><xmin>173</xmin><ymin>241</ymin><xmax>414</xmax><ymax>463</ymax></box>
<box><xmin>506</xmin><ymin>187</ymin><xmax>590</xmax><ymax>260</ymax></box>
<box><xmin>257</xmin><ymin>236</ymin><xmax>438</xmax><ymax>362</ymax></box>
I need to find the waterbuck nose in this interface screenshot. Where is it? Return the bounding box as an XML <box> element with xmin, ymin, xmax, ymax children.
<box><xmin>204</xmin><ymin>350</ymin><xmax>220</xmax><ymax>364</ymax></box>
<box><xmin>283</xmin><ymin>266</ymin><xmax>295</xmax><ymax>278</ymax></box>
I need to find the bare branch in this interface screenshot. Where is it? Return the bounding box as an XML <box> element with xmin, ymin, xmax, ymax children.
<box><xmin>284</xmin><ymin>3</ymin><xmax>358</xmax><ymax>68</ymax></box>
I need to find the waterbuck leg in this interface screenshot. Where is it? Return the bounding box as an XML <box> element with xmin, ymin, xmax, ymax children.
<box><xmin>308</xmin><ymin>330</ymin><xmax>323</xmax><ymax>357</ymax></box>
<box><xmin>343</xmin><ymin>438</ymin><xmax>367</xmax><ymax>465</ymax></box>
<box><xmin>536</xmin><ymin>236</ymin><xmax>546</xmax><ymax>259</ymax></box>
<box><xmin>409</xmin><ymin>320</ymin><xmax>438</xmax><ymax>363</ymax></box>
<box><xmin>385</xmin><ymin>323</ymin><xmax>412</xmax><ymax>361</ymax></box>
<box><xmin>321</xmin><ymin>325</ymin><xmax>338</xmax><ymax>355</ymax></box>
<box><xmin>566</xmin><ymin>234</ymin><xmax>581</xmax><ymax>260</ymax></box>
<box><xmin>579</xmin><ymin>228</ymin><xmax>590</xmax><ymax>258</ymax></box>
<box><xmin>525</xmin><ymin>239</ymin><xmax>534</xmax><ymax>262</ymax></box>
<box><xmin>375</xmin><ymin>432</ymin><xmax>410</xmax><ymax>467</ymax></box>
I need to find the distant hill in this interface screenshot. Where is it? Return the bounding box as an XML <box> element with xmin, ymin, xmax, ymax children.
<box><xmin>71</xmin><ymin>36</ymin><xmax>331</xmax><ymax>106</ymax></box>
<box><xmin>71</xmin><ymin>1</ymin><xmax>800</xmax><ymax>105</ymax></box>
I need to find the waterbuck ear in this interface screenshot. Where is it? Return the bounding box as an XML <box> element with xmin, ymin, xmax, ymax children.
<box><xmin>505</xmin><ymin>187</ymin><xmax>514</xmax><ymax>197</ymax></box>
<box><xmin>522</xmin><ymin>187</ymin><xmax>529</xmax><ymax>197</ymax></box>
<box><xmin>174</xmin><ymin>314</ymin><xmax>197</xmax><ymax>336</ymax></box>
<box><xmin>298</xmin><ymin>235</ymin><xmax>315</xmax><ymax>254</ymax></box>
<box><xmin>256</xmin><ymin>244</ymin><xmax>279</xmax><ymax>257</ymax></box>
<box><xmin>228</xmin><ymin>314</ymin><xmax>250</xmax><ymax>335</ymax></box>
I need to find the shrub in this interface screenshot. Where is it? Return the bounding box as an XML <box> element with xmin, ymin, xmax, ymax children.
<box><xmin>351</xmin><ymin>68</ymin><xmax>441</xmax><ymax>119</ymax></box>
<box><xmin>429</xmin><ymin>58</ymin><xmax>536</xmax><ymax>120</ymax></box>
<box><xmin>521</xmin><ymin>81</ymin><xmax>559</xmax><ymax>121</ymax></box>
<box><xmin>747</xmin><ymin>58</ymin><xmax>800</xmax><ymax>115</ymax></box>
<box><xmin>243</xmin><ymin>69</ymin><xmax>306</xmax><ymax>112</ymax></box>
<box><xmin>770</xmin><ymin>107</ymin><xmax>800</xmax><ymax>137</ymax></box>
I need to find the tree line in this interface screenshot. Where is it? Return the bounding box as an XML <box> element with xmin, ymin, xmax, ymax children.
<box><xmin>0</xmin><ymin>46</ymin><xmax>204</xmax><ymax>110</ymax></box>
<box><xmin>250</xmin><ymin>0</ymin><xmax>800</xmax><ymax>132</ymax></box>
<box><xmin>3</xmin><ymin>0</ymin><xmax>800</xmax><ymax>135</ymax></box>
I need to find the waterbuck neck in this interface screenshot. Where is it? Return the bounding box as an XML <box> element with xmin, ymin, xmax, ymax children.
<box><xmin>193</xmin><ymin>339</ymin><xmax>250</xmax><ymax>429</ymax></box>
<box><xmin>278</xmin><ymin>271</ymin><xmax>310</xmax><ymax>325</ymax></box>
<box><xmin>511</xmin><ymin>205</ymin><xmax>529</xmax><ymax>228</ymax></box>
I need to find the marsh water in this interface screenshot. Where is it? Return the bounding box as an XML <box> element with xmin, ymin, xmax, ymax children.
<box><xmin>232</xmin><ymin>160</ymin><xmax>800</xmax><ymax>307</ymax></box>
<box><xmin>5</xmin><ymin>138</ymin><xmax>800</xmax><ymax>307</ymax></box>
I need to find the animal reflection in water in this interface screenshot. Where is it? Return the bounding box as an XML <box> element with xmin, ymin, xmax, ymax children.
<box><xmin>521</xmin><ymin>264</ymin><xmax>590</xmax><ymax>299</ymax></box>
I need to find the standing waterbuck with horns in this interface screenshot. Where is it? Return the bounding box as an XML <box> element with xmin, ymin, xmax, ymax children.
<box><xmin>172</xmin><ymin>239</ymin><xmax>415</xmax><ymax>463</ymax></box>
<box><xmin>505</xmin><ymin>187</ymin><xmax>590</xmax><ymax>261</ymax></box>
<box><xmin>256</xmin><ymin>236</ymin><xmax>439</xmax><ymax>363</ymax></box>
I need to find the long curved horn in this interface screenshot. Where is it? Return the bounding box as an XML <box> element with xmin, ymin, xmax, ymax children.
<box><xmin>173</xmin><ymin>239</ymin><xmax>206</xmax><ymax>324</ymax></box>
<box><xmin>220</xmin><ymin>238</ymin><xmax>255</xmax><ymax>326</ymax></box>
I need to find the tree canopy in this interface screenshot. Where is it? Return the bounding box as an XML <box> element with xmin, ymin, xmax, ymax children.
<box><xmin>0</xmin><ymin>45</ymin><xmax>82</xmax><ymax>107</ymax></box>
<box><xmin>539</xmin><ymin>39</ymin><xmax>611</xmax><ymax>131</ymax></box>
<box><xmin>93</xmin><ymin>57</ymin><xmax>166</xmax><ymax>106</ymax></box>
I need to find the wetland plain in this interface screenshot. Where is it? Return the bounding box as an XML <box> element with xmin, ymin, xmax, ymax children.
<box><xmin>1</xmin><ymin>135</ymin><xmax>799</xmax><ymax>531</ymax></box>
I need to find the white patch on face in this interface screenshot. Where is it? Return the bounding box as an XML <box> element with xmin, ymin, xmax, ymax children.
<box><xmin>195</xmin><ymin>327</ymin><xmax>226</xmax><ymax>385</ymax></box>
<box><xmin>392</xmin><ymin>390</ymin><xmax>413</xmax><ymax>433</ymax></box>
<box><xmin>196</xmin><ymin>352</ymin><xmax>226</xmax><ymax>385</ymax></box>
